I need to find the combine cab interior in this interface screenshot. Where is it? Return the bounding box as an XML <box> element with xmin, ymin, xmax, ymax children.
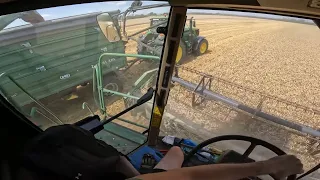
<box><xmin>0</xmin><ymin>0</ymin><xmax>319</xmax><ymax>179</ymax></box>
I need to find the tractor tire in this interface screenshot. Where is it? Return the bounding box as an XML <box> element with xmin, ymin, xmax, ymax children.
<box><xmin>103</xmin><ymin>75</ymin><xmax>123</xmax><ymax>96</ymax></box>
<box><xmin>176</xmin><ymin>42</ymin><xmax>187</xmax><ymax>64</ymax></box>
<box><xmin>195</xmin><ymin>39</ymin><xmax>208</xmax><ymax>56</ymax></box>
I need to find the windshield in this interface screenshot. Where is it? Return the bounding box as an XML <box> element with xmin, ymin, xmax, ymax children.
<box><xmin>160</xmin><ymin>9</ymin><xmax>320</xmax><ymax>179</ymax></box>
<box><xmin>0</xmin><ymin>1</ymin><xmax>170</xmax><ymax>154</ymax></box>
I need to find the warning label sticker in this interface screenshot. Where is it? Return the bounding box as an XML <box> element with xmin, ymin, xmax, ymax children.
<box><xmin>151</xmin><ymin>106</ymin><xmax>164</xmax><ymax>128</ymax></box>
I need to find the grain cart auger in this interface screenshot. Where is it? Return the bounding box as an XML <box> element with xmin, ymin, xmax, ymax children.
<box><xmin>0</xmin><ymin>11</ymin><xmax>44</xmax><ymax>30</ymax></box>
<box><xmin>94</xmin><ymin>2</ymin><xmax>170</xmax><ymax>71</ymax></box>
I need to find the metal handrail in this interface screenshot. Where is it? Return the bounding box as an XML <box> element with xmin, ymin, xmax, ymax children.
<box><xmin>95</xmin><ymin>53</ymin><xmax>159</xmax><ymax>117</ymax></box>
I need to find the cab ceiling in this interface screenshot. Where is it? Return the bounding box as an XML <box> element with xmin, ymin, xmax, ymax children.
<box><xmin>0</xmin><ymin>0</ymin><xmax>320</xmax><ymax>20</ymax></box>
<box><xmin>169</xmin><ymin>0</ymin><xmax>320</xmax><ymax>19</ymax></box>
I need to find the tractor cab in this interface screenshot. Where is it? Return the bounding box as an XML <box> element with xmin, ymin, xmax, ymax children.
<box><xmin>149</xmin><ymin>16</ymin><xmax>198</xmax><ymax>33</ymax></box>
<box><xmin>138</xmin><ymin>15</ymin><xmax>206</xmax><ymax>64</ymax></box>
<box><xmin>0</xmin><ymin>0</ymin><xmax>320</xmax><ymax>179</ymax></box>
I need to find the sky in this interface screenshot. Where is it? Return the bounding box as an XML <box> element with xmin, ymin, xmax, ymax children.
<box><xmin>4</xmin><ymin>1</ymin><xmax>170</xmax><ymax>29</ymax></box>
<box><xmin>3</xmin><ymin>1</ymin><xmax>312</xmax><ymax>29</ymax></box>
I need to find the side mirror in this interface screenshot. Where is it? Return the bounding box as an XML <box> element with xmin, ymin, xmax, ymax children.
<box><xmin>97</xmin><ymin>13</ymin><xmax>121</xmax><ymax>42</ymax></box>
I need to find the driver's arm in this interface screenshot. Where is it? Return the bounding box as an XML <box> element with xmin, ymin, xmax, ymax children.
<box><xmin>128</xmin><ymin>155</ymin><xmax>303</xmax><ymax>180</ymax></box>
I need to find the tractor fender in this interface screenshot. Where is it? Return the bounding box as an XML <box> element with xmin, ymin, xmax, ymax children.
<box><xmin>192</xmin><ymin>36</ymin><xmax>206</xmax><ymax>52</ymax></box>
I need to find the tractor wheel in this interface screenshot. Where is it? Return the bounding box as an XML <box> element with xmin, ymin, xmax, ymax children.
<box><xmin>176</xmin><ymin>42</ymin><xmax>187</xmax><ymax>64</ymax></box>
<box><xmin>103</xmin><ymin>75</ymin><xmax>123</xmax><ymax>96</ymax></box>
<box><xmin>195</xmin><ymin>39</ymin><xmax>208</xmax><ymax>56</ymax></box>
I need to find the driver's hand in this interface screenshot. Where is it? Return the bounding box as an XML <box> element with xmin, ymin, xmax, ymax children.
<box><xmin>265</xmin><ymin>155</ymin><xmax>304</xmax><ymax>180</ymax></box>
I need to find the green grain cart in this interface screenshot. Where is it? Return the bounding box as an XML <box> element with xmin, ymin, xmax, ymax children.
<box><xmin>0</xmin><ymin>11</ymin><xmax>126</xmax><ymax>108</ymax></box>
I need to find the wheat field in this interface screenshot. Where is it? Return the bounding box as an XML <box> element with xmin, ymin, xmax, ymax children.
<box><xmin>125</xmin><ymin>14</ymin><xmax>320</xmax><ymax>129</ymax></box>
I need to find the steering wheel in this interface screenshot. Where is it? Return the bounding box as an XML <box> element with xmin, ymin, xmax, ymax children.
<box><xmin>184</xmin><ymin>135</ymin><xmax>296</xmax><ymax>180</ymax></box>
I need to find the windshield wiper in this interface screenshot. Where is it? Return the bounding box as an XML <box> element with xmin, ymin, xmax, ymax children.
<box><xmin>101</xmin><ymin>87</ymin><xmax>154</xmax><ymax>125</ymax></box>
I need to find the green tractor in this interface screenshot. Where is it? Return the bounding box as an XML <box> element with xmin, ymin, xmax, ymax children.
<box><xmin>137</xmin><ymin>17</ymin><xmax>209</xmax><ymax>64</ymax></box>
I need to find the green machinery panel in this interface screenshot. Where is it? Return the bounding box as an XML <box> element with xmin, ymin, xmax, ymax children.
<box><xmin>0</xmin><ymin>12</ymin><xmax>127</xmax><ymax>106</ymax></box>
<box><xmin>95</xmin><ymin>122</ymin><xmax>147</xmax><ymax>154</ymax></box>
